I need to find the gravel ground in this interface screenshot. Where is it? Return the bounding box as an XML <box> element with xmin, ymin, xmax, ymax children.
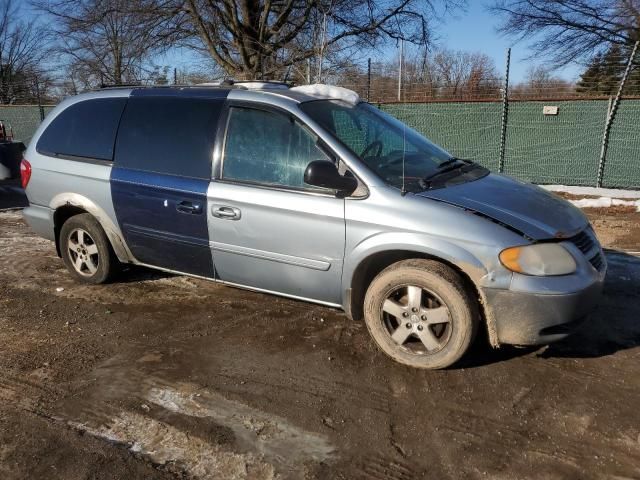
<box><xmin>1</xmin><ymin>203</ymin><xmax>639</xmax><ymax>480</ymax></box>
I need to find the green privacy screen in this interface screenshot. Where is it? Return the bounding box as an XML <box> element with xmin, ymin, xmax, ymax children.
<box><xmin>2</xmin><ymin>100</ymin><xmax>639</xmax><ymax>189</ymax></box>
<box><xmin>382</xmin><ymin>99</ymin><xmax>640</xmax><ymax>189</ymax></box>
<box><xmin>0</xmin><ymin>106</ymin><xmax>55</xmax><ymax>145</ymax></box>
<box><xmin>603</xmin><ymin>101</ymin><xmax>640</xmax><ymax>189</ymax></box>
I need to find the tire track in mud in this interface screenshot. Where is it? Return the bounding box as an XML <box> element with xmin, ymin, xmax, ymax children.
<box><xmin>0</xmin><ymin>371</ymin><xmax>62</xmax><ymax>413</ymax></box>
<box><xmin>45</xmin><ymin>359</ymin><xmax>337</xmax><ymax>480</ymax></box>
<box><xmin>353</xmin><ymin>455</ymin><xmax>419</xmax><ymax>480</ymax></box>
<box><xmin>431</xmin><ymin>404</ymin><xmax>640</xmax><ymax>472</ymax></box>
<box><xmin>533</xmin><ymin>359</ymin><xmax>640</xmax><ymax>392</ymax></box>
<box><xmin>213</xmin><ymin>368</ymin><xmax>392</xmax><ymax>415</ymax></box>
<box><xmin>0</xmin><ymin>356</ymin><xmax>322</xmax><ymax>479</ymax></box>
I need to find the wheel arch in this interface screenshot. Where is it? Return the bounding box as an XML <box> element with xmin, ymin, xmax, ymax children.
<box><xmin>343</xmin><ymin>239</ymin><xmax>500</xmax><ymax>347</ymax></box>
<box><xmin>50</xmin><ymin>193</ymin><xmax>133</xmax><ymax>263</ymax></box>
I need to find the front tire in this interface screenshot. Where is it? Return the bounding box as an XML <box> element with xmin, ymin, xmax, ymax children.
<box><xmin>59</xmin><ymin>213</ymin><xmax>118</xmax><ymax>284</ymax></box>
<box><xmin>363</xmin><ymin>259</ymin><xmax>478</xmax><ymax>369</ymax></box>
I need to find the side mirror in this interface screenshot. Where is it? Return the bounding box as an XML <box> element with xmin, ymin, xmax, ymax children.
<box><xmin>304</xmin><ymin>160</ymin><xmax>358</xmax><ymax>194</ymax></box>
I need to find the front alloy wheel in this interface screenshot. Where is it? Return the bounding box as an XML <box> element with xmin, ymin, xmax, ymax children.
<box><xmin>382</xmin><ymin>285</ymin><xmax>452</xmax><ymax>355</ymax></box>
<box><xmin>363</xmin><ymin>259</ymin><xmax>477</xmax><ymax>369</ymax></box>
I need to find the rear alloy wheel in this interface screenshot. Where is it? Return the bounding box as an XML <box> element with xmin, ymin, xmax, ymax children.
<box><xmin>67</xmin><ymin>228</ymin><xmax>99</xmax><ymax>277</ymax></box>
<box><xmin>364</xmin><ymin>259</ymin><xmax>477</xmax><ymax>369</ymax></box>
<box><xmin>60</xmin><ymin>213</ymin><xmax>118</xmax><ymax>284</ymax></box>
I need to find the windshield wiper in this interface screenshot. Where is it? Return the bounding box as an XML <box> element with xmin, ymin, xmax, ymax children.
<box><xmin>420</xmin><ymin>159</ymin><xmax>474</xmax><ymax>189</ymax></box>
<box><xmin>436</xmin><ymin>157</ymin><xmax>462</xmax><ymax>169</ymax></box>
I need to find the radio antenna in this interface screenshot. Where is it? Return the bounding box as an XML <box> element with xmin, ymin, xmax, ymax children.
<box><xmin>401</xmin><ymin>119</ymin><xmax>407</xmax><ymax>195</ymax></box>
<box><xmin>399</xmin><ymin>38</ymin><xmax>407</xmax><ymax>196</ymax></box>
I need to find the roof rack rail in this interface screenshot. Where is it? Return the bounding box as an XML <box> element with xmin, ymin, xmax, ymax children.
<box><xmin>96</xmin><ymin>83</ymin><xmax>235</xmax><ymax>92</ymax></box>
<box><xmin>233</xmin><ymin>79</ymin><xmax>292</xmax><ymax>86</ymax></box>
<box><xmin>99</xmin><ymin>83</ymin><xmax>143</xmax><ymax>89</ymax></box>
<box><xmin>197</xmin><ymin>79</ymin><xmax>292</xmax><ymax>89</ymax></box>
<box><xmin>95</xmin><ymin>80</ymin><xmax>293</xmax><ymax>92</ymax></box>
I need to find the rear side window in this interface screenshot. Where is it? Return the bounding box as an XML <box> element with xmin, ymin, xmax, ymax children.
<box><xmin>114</xmin><ymin>96</ymin><xmax>222</xmax><ymax>179</ymax></box>
<box><xmin>36</xmin><ymin>98</ymin><xmax>127</xmax><ymax>161</ymax></box>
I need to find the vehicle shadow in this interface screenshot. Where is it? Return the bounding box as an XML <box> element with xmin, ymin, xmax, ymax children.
<box><xmin>456</xmin><ymin>334</ymin><xmax>539</xmax><ymax>369</ymax></box>
<box><xmin>116</xmin><ymin>264</ymin><xmax>175</xmax><ymax>283</ymax></box>
<box><xmin>0</xmin><ymin>179</ymin><xmax>28</xmax><ymax>210</ymax></box>
<box><xmin>539</xmin><ymin>250</ymin><xmax>640</xmax><ymax>359</ymax></box>
<box><xmin>459</xmin><ymin>250</ymin><xmax>640</xmax><ymax>368</ymax></box>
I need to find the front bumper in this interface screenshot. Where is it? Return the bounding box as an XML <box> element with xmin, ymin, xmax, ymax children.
<box><xmin>482</xmin><ymin>272</ymin><xmax>605</xmax><ymax>346</ymax></box>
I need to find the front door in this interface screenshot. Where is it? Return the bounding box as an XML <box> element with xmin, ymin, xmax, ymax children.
<box><xmin>111</xmin><ymin>91</ymin><xmax>225</xmax><ymax>278</ymax></box>
<box><xmin>208</xmin><ymin>105</ymin><xmax>345</xmax><ymax>304</ymax></box>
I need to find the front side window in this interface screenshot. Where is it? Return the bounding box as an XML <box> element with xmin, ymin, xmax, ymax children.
<box><xmin>300</xmin><ymin>100</ymin><xmax>488</xmax><ymax>192</ymax></box>
<box><xmin>222</xmin><ymin>107</ymin><xmax>332</xmax><ymax>190</ymax></box>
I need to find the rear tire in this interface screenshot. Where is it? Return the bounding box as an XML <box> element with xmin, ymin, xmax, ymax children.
<box><xmin>59</xmin><ymin>213</ymin><xmax>118</xmax><ymax>284</ymax></box>
<box><xmin>363</xmin><ymin>259</ymin><xmax>478</xmax><ymax>369</ymax></box>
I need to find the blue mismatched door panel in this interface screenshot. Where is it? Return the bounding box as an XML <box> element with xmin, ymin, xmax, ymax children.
<box><xmin>111</xmin><ymin>167</ymin><xmax>214</xmax><ymax>278</ymax></box>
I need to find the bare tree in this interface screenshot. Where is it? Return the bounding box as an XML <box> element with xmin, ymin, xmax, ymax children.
<box><xmin>333</xmin><ymin>47</ymin><xmax>500</xmax><ymax>102</ymax></box>
<box><xmin>511</xmin><ymin>65</ymin><xmax>574</xmax><ymax>99</ymax></box>
<box><xmin>157</xmin><ymin>0</ymin><xmax>465</xmax><ymax>79</ymax></box>
<box><xmin>491</xmin><ymin>0</ymin><xmax>640</xmax><ymax>65</ymax></box>
<box><xmin>34</xmin><ymin>0</ymin><xmax>176</xmax><ymax>87</ymax></box>
<box><xmin>0</xmin><ymin>0</ymin><xmax>49</xmax><ymax>104</ymax></box>
<box><xmin>172</xmin><ymin>60</ymin><xmax>227</xmax><ymax>84</ymax></box>
<box><xmin>430</xmin><ymin>49</ymin><xmax>501</xmax><ymax>99</ymax></box>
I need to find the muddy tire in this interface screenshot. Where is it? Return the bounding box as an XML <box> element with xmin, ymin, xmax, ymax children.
<box><xmin>363</xmin><ymin>259</ymin><xmax>478</xmax><ymax>369</ymax></box>
<box><xmin>59</xmin><ymin>213</ymin><xmax>118</xmax><ymax>284</ymax></box>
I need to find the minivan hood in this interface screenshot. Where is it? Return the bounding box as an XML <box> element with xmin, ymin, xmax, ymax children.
<box><xmin>417</xmin><ymin>174</ymin><xmax>588</xmax><ymax>240</ymax></box>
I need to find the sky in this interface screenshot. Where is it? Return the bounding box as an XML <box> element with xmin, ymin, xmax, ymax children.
<box><xmin>435</xmin><ymin>2</ymin><xmax>581</xmax><ymax>83</ymax></box>
<box><xmin>21</xmin><ymin>1</ymin><xmax>581</xmax><ymax>84</ymax></box>
<box><xmin>148</xmin><ymin>2</ymin><xmax>585</xmax><ymax>84</ymax></box>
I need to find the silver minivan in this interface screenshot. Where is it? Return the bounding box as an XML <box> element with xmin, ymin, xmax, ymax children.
<box><xmin>21</xmin><ymin>82</ymin><xmax>605</xmax><ymax>369</ymax></box>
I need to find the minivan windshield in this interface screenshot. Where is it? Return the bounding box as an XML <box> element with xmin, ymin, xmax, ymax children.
<box><xmin>300</xmin><ymin>100</ymin><xmax>488</xmax><ymax>192</ymax></box>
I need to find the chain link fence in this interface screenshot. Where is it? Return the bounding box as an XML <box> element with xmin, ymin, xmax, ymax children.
<box><xmin>379</xmin><ymin>98</ymin><xmax>640</xmax><ymax>189</ymax></box>
<box><xmin>361</xmin><ymin>46</ymin><xmax>640</xmax><ymax>189</ymax></box>
<box><xmin>1</xmin><ymin>46</ymin><xmax>639</xmax><ymax>189</ymax></box>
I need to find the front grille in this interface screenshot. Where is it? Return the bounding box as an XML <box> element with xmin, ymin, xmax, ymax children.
<box><xmin>589</xmin><ymin>251</ymin><xmax>605</xmax><ymax>271</ymax></box>
<box><xmin>568</xmin><ymin>228</ymin><xmax>605</xmax><ymax>271</ymax></box>
<box><xmin>569</xmin><ymin>229</ymin><xmax>595</xmax><ymax>255</ymax></box>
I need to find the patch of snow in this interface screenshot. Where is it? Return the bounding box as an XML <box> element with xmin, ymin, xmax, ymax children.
<box><xmin>235</xmin><ymin>81</ymin><xmax>289</xmax><ymax>90</ymax></box>
<box><xmin>70</xmin><ymin>413</ymin><xmax>275</xmax><ymax>479</ymax></box>
<box><xmin>541</xmin><ymin>185</ymin><xmax>640</xmax><ymax>199</ymax></box>
<box><xmin>147</xmin><ymin>385</ymin><xmax>335</xmax><ymax>466</ymax></box>
<box><xmin>290</xmin><ymin>84</ymin><xmax>360</xmax><ymax>104</ymax></box>
<box><xmin>567</xmin><ymin>196</ymin><xmax>640</xmax><ymax>212</ymax></box>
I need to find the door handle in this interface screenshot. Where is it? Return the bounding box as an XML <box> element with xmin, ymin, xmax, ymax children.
<box><xmin>211</xmin><ymin>205</ymin><xmax>241</xmax><ymax>220</ymax></box>
<box><xmin>176</xmin><ymin>201</ymin><xmax>203</xmax><ymax>215</ymax></box>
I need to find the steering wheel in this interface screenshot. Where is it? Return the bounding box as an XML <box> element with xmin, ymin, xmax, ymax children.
<box><xmin>371</xmin><ymin>150</ymin><xmax>408</xmax><ymax>171</ymax></box>
<box><xmin>360</xmin><ymin>140</ymin><xmax>383</xmax><ymax>159</ymax></box>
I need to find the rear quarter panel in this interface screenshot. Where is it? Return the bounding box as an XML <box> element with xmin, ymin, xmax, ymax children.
<box><xmin>23</xmin><ymin>91</ymin><xmax>132</xmax><ymax>261</ymax></box>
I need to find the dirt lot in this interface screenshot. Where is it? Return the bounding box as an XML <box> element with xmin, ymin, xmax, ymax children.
<box><xmin>1</xmin><ymin>204</ymin><xmax>640</xmax><ymax>480</ymax></box>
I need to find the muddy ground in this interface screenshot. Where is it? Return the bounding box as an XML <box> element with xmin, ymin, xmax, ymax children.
<box><xmin>1</xmin><ymin>200</ymin><xmax>640</xmax><ymax>480</ymax></box>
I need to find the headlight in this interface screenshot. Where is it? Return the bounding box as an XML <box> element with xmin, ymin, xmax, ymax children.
<box><xmin>499</xmin><ymin>243</ymin><xmax>577</xmax><ymax>276</ymax></box>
